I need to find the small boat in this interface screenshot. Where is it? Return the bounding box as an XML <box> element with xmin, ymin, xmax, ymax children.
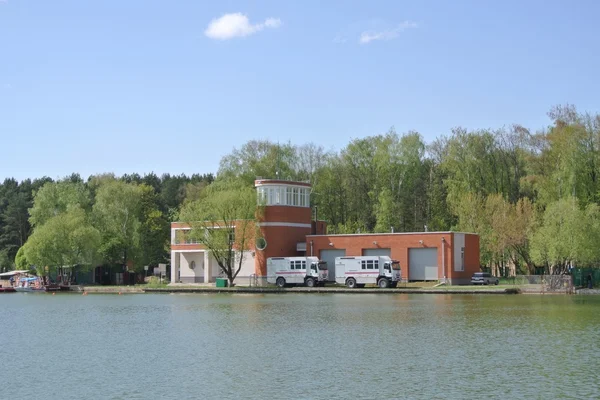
<box><xmin>15</xmin><ymin>277</ymin><xmax>43</xmax><ymax>292</ymax></box>
<box><xmin>0</xmin><ymin>287</ymin><xmax>16</xmax><ymax>293</ymax></box>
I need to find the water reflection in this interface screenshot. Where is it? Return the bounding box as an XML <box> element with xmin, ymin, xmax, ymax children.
<box><xmin>2</xmin><ymin>293</ymin><xmax>600</xmax><ymax>399</ymax></box>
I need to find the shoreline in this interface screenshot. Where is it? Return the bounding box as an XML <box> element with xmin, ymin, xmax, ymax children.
<box><xmin>73</xmin><ymin>285</ymin><xmax>520</xmax><ymax>295</ymax></box>
<box><xmin>63</xmin><ymin>285</ymin><xmax>599</xmax><ymax>295</ymax></box>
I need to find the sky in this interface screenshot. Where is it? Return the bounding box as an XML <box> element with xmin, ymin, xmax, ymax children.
<box><xmin>1</xmin><ymin>0</ymin><xmax>599</xmax><ymax>182</ymax></box>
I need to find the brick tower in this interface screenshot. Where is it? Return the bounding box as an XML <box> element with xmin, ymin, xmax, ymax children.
<box><xmin>254</xmin><ymin>179</ymin><xmax>312</xmax><ymax>281</ymax></box>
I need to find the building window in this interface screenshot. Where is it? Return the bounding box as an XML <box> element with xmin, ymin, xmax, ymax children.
<box><xmin>289</xmin><ymin>260</ymin><xmax>306</xmax><ymax>270</ymax></box>
<box><xmin>257</xmin><ymin>187</ymin><xmax>267</xmax><ymax>204</ymax></box>
<box><xmin>190</xmin><ymin>261</ymin><xmax>196</xmax><ymax>270</ymax></box>
<box><xmin>256</xmin><ymin>237</ymin><xmax>267</xmax><ymax>251</ymax></box>
<box><xmin>257</xmin><ymin>185</ymin><xmax>310</xmax><ymax>207</ymax></box>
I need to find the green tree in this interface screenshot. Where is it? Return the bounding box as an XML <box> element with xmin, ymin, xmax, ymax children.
<box><xmin>29</xmin><ymin>180</ymin><xmax>91</xmax><ymax>228</ymax></box>
<box><xmin>23</xmin><ymin>207</ymin><xmax>101</xmax><ymax>277</ymax></box>
<box><xmin>292</xmin><ymin>142</ymin><xmax>329</xmax><ymax>187</ymax></box>
<box><xmin>92</xmin><ymin>179</ymin><xmax>143</xmax><ymax>269</ymax></box>
<box><xmin>14</xmin><ymin>246</ymin><xmax>29</xmax><ymax>270</ymax></box>
<box><xmin>529</xmin><ymin>197</ymin><xmax>600</xmax><ymax>274</ymax></box>
<box><xmin>218</xmin><ymin>140</ymin><xmax>297</xmax><ymax>184</ymax></box>
<box><xmin>312</xmin><ymin>154</ymin><xmax>349</xmax><ymax>230</ymax></box>
<box><xmin>179</xmin><ymin>179</ymin><xmax>261</xmax><ymax>286</ymax></box>
<box><xmin>483</xmin><ymin>195</ymin><xmax>535</xmax><ymax>275</ymax></box>
<box><xmin>138</xmin><ymin>184</ymin><xmax>169</xmax><ymax>270</ymax></box>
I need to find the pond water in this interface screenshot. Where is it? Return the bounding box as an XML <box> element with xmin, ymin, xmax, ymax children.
<box><xmin>2</xmin><ymin>293</ymin><xmax>599</xmax><ymax>399</ymax></box>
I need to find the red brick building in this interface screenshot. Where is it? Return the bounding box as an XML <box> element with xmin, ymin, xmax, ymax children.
<box><xmin>171</xmin><ymin>179</ymin><xmax>480</xmax><ymax>285</ymax></box>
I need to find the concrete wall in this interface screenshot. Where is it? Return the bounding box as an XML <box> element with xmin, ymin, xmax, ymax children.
<box><xmin>232</xmin><ymin>251</ymin><xmax>258</xmax><ymax>285</ymax></box>
<box><xmin>179</xmin><ymin>252</ymin><xmax>205</xmax><ymax>283</ymax></box>
<box><xmin>453</xmin><ymin>233</ymin><xmax>465</xmax><ymax>273</ymax></box>
<box><xmin>173</xmin><ymin>250</ymin><xmax>258</xmax><ymax>285</ymax></box>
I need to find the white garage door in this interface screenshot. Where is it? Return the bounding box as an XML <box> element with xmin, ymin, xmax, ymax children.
<box><xmin>409</xmin><ymin>248</ymin><xmax>438</xmax><ymax>281</ymax></box>
<box><xmin>362</xmin><ymin>248</ymin><xmax>391</xmax><ymax>257</ymax></box>
<box><xmin>320</xmin><ymin>249</ymin><xmax>346</xmax><ymax>281</ymax></box>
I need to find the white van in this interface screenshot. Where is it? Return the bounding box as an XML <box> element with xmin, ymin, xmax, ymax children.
<box><xmin>267</xmin><ymin>257</ymin><xmax>328</xmax><ymax>288</ymax></box>
<box><xmin>335</xmin><ymin>256</ymin><xmax>401</xmax><ymax>288</ymax></box>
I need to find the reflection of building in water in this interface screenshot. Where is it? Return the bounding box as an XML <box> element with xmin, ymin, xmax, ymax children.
<box><xmin>171</xmin><ymin>179</ymin><xmax>480</xmax><ymax>285</ymax></box>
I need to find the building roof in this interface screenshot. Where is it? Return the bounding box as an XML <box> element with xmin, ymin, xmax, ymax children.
<box><xmin>306</xmin><ymin>231</ymin><xmax>478</xmax><ymax>237</ymax></box>
<box><xmin>254</xmin><ymin>179</ymin><xmax>311</xmax><ymax>187</ymax></box>
<box><xmin>0</xmin><ymin>270</ymin><xmax>30</xmax><ymax>277</ymax></box>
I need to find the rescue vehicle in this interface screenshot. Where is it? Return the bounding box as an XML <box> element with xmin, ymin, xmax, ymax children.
<box><xmin>335</xmin><ymin>256</ymin><xmax>401</xmax><ymax>288</ymax></box>
<box><xmin>267</xmin><ymin>256</ymin><xmax>328</xmax><ymax>288</ymax></box>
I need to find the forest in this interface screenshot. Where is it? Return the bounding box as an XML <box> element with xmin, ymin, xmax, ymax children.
<box><xmin>1</xmin><ymin>104</ymin><xmax>599</xmax><ymax>276</ymax></box>
<box><xmin>0</xmin><ymin>173</ymin><xmax>213</xmax><ymax>275</ymax></box>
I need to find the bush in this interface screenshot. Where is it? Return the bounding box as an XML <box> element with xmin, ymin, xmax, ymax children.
<box><xmin>145</xmin><ymin>276</ymin><xmax>168</xmax><ymax>288</ymax></box>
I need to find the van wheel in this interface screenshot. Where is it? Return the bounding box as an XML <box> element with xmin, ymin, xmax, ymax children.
<box><xmin>378</xmin><ymin>278</ymin><xmax>390</xmax><ymax>288</ymax></box>
<box><xmin>305</xmin><ymin>277</ymin><xmax>315</xmax><ymax>288</ymax></box>
<box><xmin>495</xmin><ymin>280</ymin><xmax>499</xmax><ymax>285</ymax></box>
<box><xmin>276</xmin><ymin>277</ymin><xmax>286</xmax><ymax>288</ymax></box>
<box><xmin>346</xmin><ymin>278</ymin><xmax>357</xmax><ymax>289</ymax></box>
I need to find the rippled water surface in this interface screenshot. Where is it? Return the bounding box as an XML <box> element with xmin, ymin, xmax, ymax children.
<box><xmin>2</xmin><ymin>293</ymin><xmax>600</xmax><ymax>399</ymax></box>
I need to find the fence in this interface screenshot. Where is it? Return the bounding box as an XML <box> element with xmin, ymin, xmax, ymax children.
<box><xmin>571</xmin><ymin>268</ymin><xmax>600</xmax><ymax>288</ymax></box>
<box><xmin>501</xmin><ymin>275</ymin><xmax>574</xmax><ymax>294</ymax></box>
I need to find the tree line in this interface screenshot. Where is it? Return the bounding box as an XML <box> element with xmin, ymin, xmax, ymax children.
<box><xmin>217</xmin><ymin>105</ymin><xmax>600</xmax><ymax>275</ymax></box>
<box><xmin>0</xmin><ymin>172</ymin><xmax>213</xmax><ymax>274</ymax></box>
<box><xmin>2</xmin><ymin>104</ymin><xmax>599</xmax><ymax>277</ymax></box>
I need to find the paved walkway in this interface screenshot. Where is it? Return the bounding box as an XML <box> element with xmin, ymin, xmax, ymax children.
<box><xmin>575</xmin><ymin>288</ymin><xmax>600</xmax><ymax>295</ymax></box>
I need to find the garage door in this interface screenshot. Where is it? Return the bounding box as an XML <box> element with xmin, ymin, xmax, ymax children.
<box><xmin>362</xmin><ymin>248</ymin><xmax>391</xmax><ymax>257</ymax></box>
<box><xmin>320</xmin><ymin>249</ymin><xmax>346</xmax><ymax>281</ymax></box>
<box><xmin>409</xmin><ymin>248</ymin><xmax>438</xmax><ymax>281</ymax></box>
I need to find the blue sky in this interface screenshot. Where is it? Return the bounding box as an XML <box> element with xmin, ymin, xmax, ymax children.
<box><xmin>1</xmin><ymin>0</ymin><xmax>599</xmax><ymax>182</ymax></box>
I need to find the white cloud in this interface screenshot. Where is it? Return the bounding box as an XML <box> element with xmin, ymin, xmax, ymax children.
<box><xmin>359</xmin><ymin>21</ymin><xmax>418</xmax><ymax>44</ymax></box>
<box><xmin>264</xmin><ymin>18</ymin><xmax>282</xmax><ymax>28</ymax></box>
<box><xmin>205</xmin><ymin>13</ymin><xmax>282</xmax><ymax>40</ymax></box>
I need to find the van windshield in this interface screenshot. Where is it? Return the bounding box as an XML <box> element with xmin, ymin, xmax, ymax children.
<box><xmin>391</xmin><ymin>262</ymin><xmax>400</xmax><ymax>270</ymax></box>
<box><xmin>316</xmin><ymin>262</ymin><xmax>327</xmax><ymax>271</ymax></box>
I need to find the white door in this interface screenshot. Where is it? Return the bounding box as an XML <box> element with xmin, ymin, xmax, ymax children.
<box><xmin>320</xmin><ymin>249</ymin><xmax>346</xmax><ymax>281</ymax></box>
<box><xmin>408</xmin><ymin>248</ymin><xmax>438</xmax><ymax>281</ymax></box>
